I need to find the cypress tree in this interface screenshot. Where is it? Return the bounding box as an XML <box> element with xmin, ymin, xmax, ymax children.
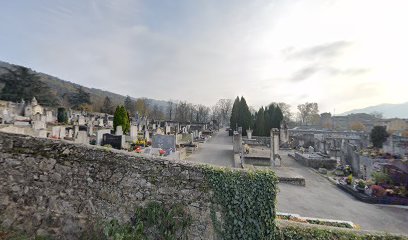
<box><xmin>113</xmin><ymin>105</ymin><xmax>130</xmax><ymax>134</ymax></box>
<box><xmin>230</xmin><ymin>97</ymin><xmax>240</xmax><ymax>130</ymax></box>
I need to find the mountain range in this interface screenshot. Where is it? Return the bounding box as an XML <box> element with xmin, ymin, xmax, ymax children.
<box><xmin>0</xmin><ymin>60</ymin><xmax>168</xmax><ymax>112</ymax></box>
<box><xmin>340</xmin><ymin>102</ymin><xmax>408</xmax><ymax>119</ymax></box>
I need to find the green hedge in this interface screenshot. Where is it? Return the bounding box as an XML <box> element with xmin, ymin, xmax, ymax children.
<box><xmin>276</xmin><ymin>223</ymin><xmax>408</xmax><ymax>240</ymax></box>
<box><xmin>203</xmin><ymin>166</ymin><xmax>279</xmax><ymax>240</ymax></box>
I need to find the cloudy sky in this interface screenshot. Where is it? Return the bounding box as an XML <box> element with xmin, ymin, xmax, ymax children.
<box><xmin>1</xmin><ymin>0</ymin><xmax>407</xmax><ymax>113</ymax></box>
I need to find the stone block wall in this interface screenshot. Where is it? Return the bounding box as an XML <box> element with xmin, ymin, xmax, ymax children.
<box><xmin>294</xmin><ymin>152</ymin><xmax>337</xmax><ymax>169</ymax></box>
<box><xmin>0</xmin><ymin>132</ymin><xmax>214</xmax><ymax>239</ymax></box>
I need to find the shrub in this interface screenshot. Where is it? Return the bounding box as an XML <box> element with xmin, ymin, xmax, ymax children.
<box><xmin>371</xmin><ymin>171</ymin><xmax>391</xmax><ymax>185</ymax></box>
<box><xmin>357</xmin><ymin>180</ymin><xmax>366</xmax><ymax>188</ymax></box>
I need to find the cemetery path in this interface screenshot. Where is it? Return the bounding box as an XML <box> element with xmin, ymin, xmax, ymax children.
<box><xmin>276</xmin><ymin>152</ymin><xmax>408</xmax><ymax>235</ymax></box>
<box><xmin>187</xmin><ymin>129</ymin><xmax>234</xmax><ymax>167</ymax></box>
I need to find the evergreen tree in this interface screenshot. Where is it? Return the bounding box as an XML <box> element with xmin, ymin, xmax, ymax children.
<box><xmin>238</xmin><ymin>97</ymin><xmax>252</xmax><ymax>136</ymax></box>
<box><xmin>0</xmin><ymin>66</ymin><xmax>59</xmax><ymax>106</ymax></box>
<box><xmin>57</xmin><ymin>107</ymin><xmax>68</xmax><ymax>123</ymax></box>
<box><xmin>253</xmin><ymin>103</ymin><xmax>284</xmax><ymax>136</ymax></box>
<box><xmin>370</xmin><ymin>126</ymin><xmax>389</xmax><ymax>148</ymax></box>
<box><xmin>113</xmin><ymin>105</ymin><xmax>130</xmax><ymax>134</ymax></box>
<box><xmin>101</xmin><ymin>96</ymin><xmax>113</xmax><ymax>114</ymax></box>
<box><xmin>68</xmin><ymin>86</ymin><xmax>91</xmax><ymax>110</ymax></box>
<box><xmin>230</xmin><ymin>97</ymin><xmax>240</xmax><ymax>130</ymax></box>
<box><xmin>254</xmin><ymin>107</ymin><xmax>266</xmax><ymax>136</ymax></box>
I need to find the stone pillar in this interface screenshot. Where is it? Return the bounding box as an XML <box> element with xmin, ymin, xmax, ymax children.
<box><xmin>74</xmin><ymin>125</ymin><xmax>79</xmax><ymax>138</ymax></box>
<box><xmin>270</xmin><ymin>128</ymin><xmax>281</xmax><ymax>167</ymax></box>
<box><xmin>246</xmin><ymin>129</ymin><xmax>253</xmax><ymax>140</ymax></box>
<box><xmin>233</xmin><ymin>131</ymin><xmax>242</xmax><ymax>154</ymax></box>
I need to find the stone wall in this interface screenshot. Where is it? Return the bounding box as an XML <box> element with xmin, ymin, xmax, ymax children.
<box><xmin>0</xmin><ymin>132</ymin><xmax>214</xmax><ymax>239</ymax></box>
<box><xmin>293</xmin><ymin>152</ymin><xmax>337</xmax><ymax>169</ymax></box>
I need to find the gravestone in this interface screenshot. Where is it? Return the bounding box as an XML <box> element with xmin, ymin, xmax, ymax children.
<box><xmin>46</xmin><ymin>111</ymin><xmax>54</xmax><ymax>123</ymax></box>
<box><xmin>102</xmin><ymin>134</ymin><xmax>125</xmax><ymax>149</ymax></box>
<box><xmin>308</xmin><ymin>146</ymin><xmax>314</xmax><ymax>154</ymax></box>
<box><xmin>51</xmin><ymin>126</ymin><xmax>61</xmax><ymax>138</ymax></box>
<box><xmin>115</xmin><ymin>125</ymin><xmax>123</xmax><ymax>135</ymax></box>
<box><xmin>88</xmin><ymin>124</ymin><xmax>94</xmax><ymax>136</ymax></box>
<box><xmin>165</xmin><ymin>126</ymin><xmax>171</xmax><ymax>134</ymax></box>
<box><xmin>246</xmin><ymin>128</ymin><xmax>253</xmax><ymax>140</ymax></box>
<box><xmin>59</xmin><ymin>126</ymin><xmax>66</xmax><ymax>139</ymax></box>
<box><xmin>78</xmin><ymin>116</ymin><xmax>85</xmax><ymax>125</ymax></box>
<box><xmin>145</xmin><ymin>130</ymin><xmax>150</xmax><ymax>141</ymax></box>
<box><xmin>68</xmin><ymin>129</ymin><xmax>73</xmax><ymax>138</ymax></box>
<box><xmin>98</xmin><ymin>118</ymin><xmax>104</xmax><ymax>127</ymax></box>
<box><xmin>74</xmin><ymin>131</ymin><xmax>89</xmax><ymax>144</ymax></box>
<box><xmin>152</xmin><ymin>134</ymin><xmax>176</xmax><ymax>151</ymax></box>
<box><xmin>152</xmin><ymin>123</ymin><xmax>156</xmax><ymax>130</ymax></box>
<box><xmin>130</xmin><ymin>125</ymin><xmax>138</xmax><ymax>141</ymax></box>
<box><xmin>96</xmin><ymin>129</ymin><xmax>111</xmax><ymax>146</ymax></box>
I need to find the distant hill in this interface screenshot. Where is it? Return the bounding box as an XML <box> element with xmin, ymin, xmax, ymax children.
<box><xmin>0</xmin><ymin>60</ymin><xmax>169</xmax><ymax>112</ymax></box>
<box><xmin>341</xmin><ymin>102</ymin><xmax>408</xmax><ymax>119</ymax></box>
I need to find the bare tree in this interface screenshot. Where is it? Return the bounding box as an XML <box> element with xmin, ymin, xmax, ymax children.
<box><xmin>167</xmin><ymin>100</ymin><xmax>175</xmax><ymax>120</ymax></box>
<box><xmin>175</xmin><ymin>101</ymin><xmax>189</xmax><ymax>122</ymax></box>
<box><xmin>135</xmin><ymin>98</ymin><xmax>150</xmax><ymax>118</ymax></box>
<box><xmin>297</xmin><ymin>102</ymin><xmax>319</xmax><ymax>125</ymax></box>
<box><xmin>213</xmin><ymin>99</ymin><xmax>233</xmax><ymax>126</ymax></box>
<box><xmin>151</xmin><ymin>104</ymin><xmax>164</xmax><ymax>120</ymax></box>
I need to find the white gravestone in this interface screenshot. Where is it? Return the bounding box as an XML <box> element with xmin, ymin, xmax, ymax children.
<box><xmin>59</xmin><ymin>126</ymin><xmax>66</xmax><ymax>139</ymax></box>
<box><xmin>78</xmin><ymin>116</ymin><xmax>85</xmax><ymax>125</ymax></box>
<box><xmin>96</xmin><ymin>129</ymin><xmax>111</xmax><ymax>145</ymax></box>
<box><xmin>88</xmin><ymin>124</ymin><xmax>93</xmax><ymax>136</ymax></box>
<box><xmin>98</xmin><ymin>118</ymin><xmax>104</xmax><ymax>127</ymax></box>
<box><xmin>68</xmin><ymin>129</ymin><xmax>73</xmax><ymax>138</ymax></box>
<box><xmin>246</xmin><ymin>129</ymin><xmax>253</xmax><ymax>140</ymax></box>
<box><xmin>145</xmin><ymin>130</ymin><xmax>150</xmax><ymax>141</ymax></box>
<box><xmin>51</xmin><ymin>126</ymin><xmax>60</xmax><ymax>138</ymax></box>
<box><xmin>115</xmin><ymin>125</ymin><xmax>123</xmax><ymax>135</ymax></box>
<box><xmin>130</xmin><ymin>125</ymin><xmax>138</xmax><ymax>141</ymax></box>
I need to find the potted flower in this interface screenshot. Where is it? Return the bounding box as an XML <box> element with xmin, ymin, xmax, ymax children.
<box><xmin>346</xmin><ymin>174</ymin><xmax>353</xmax><ymax>185</ymax></box>
<box><xmin>356</xmin><ymin>180</ymin><xmax>366</xmax><ymax>193</ymax></box>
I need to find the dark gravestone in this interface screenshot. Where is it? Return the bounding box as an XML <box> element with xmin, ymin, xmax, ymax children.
<box><xmin>152</xmin><ymin>134</ymin><xmax>176</xmax><ymax>151</ymax></box>
<box><xmin>79</xmin><ymin>125</ymin><xmax>87</xmax><ymax>131</ymax></box>
<box><xmin>102</xmin><ymin>134</ymin><xmax>123</xmax><ymax>149</ymax></box>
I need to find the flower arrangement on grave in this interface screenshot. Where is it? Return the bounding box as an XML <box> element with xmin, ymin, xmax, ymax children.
<box><xmin>346</xmin><ymin>174</ymin><xmax>353</xmax><ymax>185</ymax></box>
<box><xmin>135</xmin><ymin>146</ymin><xmax>142</xmax><ymax>153</ymax></box>
<box><xmin>371</xmin><ymin>185</ymin><xmax>386</xmax><ymax>197</ymax></box>
<box><xmin>159</xmin><ymin>149</ymin><xmax>166</xmax><ymax>156</ymax></box>
<box><xmin>135</xmin><ymin>139</ymin><xmax>146</xmax><ymax>146</ymax></box>
<box><xmin>356</xmin><ymin>180</ymin><xmax>366</xmax><ymax>193</ymax></box>
<box><xmin>147</xmin><ymin>140</ymin><xmax>152</xmax><ymax>146</ymax></box>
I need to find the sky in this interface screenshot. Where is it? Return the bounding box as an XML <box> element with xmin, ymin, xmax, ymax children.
<box><xmin>1</xmin><ymin>0</ymin><xmax>407</xmax><ymax>114</ymax></box>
